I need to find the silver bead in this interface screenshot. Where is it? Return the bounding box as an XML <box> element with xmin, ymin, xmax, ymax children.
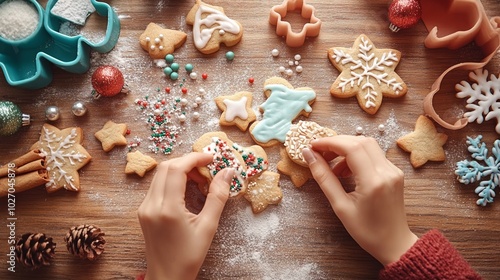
<box><xmin>72</xmin><ymin>101</ymin><xmax>87</xmax><ymax>117</ymax></box>
<box><xmin>45</xmin><ymin>106</ymin><xmax>60</xmax><ymax>121</ymax></box>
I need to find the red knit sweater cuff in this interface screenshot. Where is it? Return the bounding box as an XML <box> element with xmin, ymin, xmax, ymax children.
<box><xmin>379</xmin><ymin>229</ymin><xmax>481</xmax><ymax>280</ymax></box>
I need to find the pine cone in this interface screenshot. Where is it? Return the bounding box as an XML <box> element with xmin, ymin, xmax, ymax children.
<box><xmin>15</xmin><ymin>232</ymin><xmax>56</xmax><ymax>269</ymax></box>
<box><xmin>64</xmin><ymin>224</ymin><xmax>106</xmax><ymax>261</ymax></box>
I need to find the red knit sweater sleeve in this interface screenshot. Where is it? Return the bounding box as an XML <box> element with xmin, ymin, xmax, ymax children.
<box><xmin>379</xmin><ymin>229</ymin><xmax>482</xmax><ymax>279</ymax></box>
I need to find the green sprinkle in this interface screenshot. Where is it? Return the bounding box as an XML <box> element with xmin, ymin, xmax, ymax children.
<box><xmin>170</xmin><ymin>72</ymin><xmax>179</xmax><ymax>80</ymax></box>
<box><xmin>170</xmin><ymin>63</ymin><xmax>180</xmax><ymax>72</ymax></box>
<box><xmin>225</xmin><ymin>51</ymin><xmax>235</xmax><ymax>61</ymax></box>
<box><xmin>165</xmin><ymin>54</ymin><xmax>174</xmax><ymax>63</ymax></box>
<box><xmin>185</xmin><ymin>64</ymin><xmax>194</xmax><ymax>72</ymax></box>
<box><xmin>163</xmin><ymin>67</ymin><xmax>173</xmax><ymax>76</ymax></box>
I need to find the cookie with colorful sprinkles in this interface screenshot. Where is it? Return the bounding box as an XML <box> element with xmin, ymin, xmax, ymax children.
<box><xmin>193</xmin><ymin>132</ymin><xmax>249</xmax><ymax>197</ymax></box>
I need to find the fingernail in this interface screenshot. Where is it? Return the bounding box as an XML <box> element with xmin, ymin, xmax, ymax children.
<box><xmin>302</xmin><ymin>148</ymin><xmax>317</xmax><ymax>164</ymax></box>
<box><xmin>223</xmin><ymin>168</ymin><xmax>235</xmax><ymax>182</ymax></box>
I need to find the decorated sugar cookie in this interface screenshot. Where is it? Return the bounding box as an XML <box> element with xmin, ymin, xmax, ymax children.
<box><xmin>30</xmin><ymin>124</ymin><xmax>91</xmax><ymax>193</ymax></box>
<box><xmin>284</xmin><ymin>121</ymin><xmax>337</xmax><ymax>167</ymax></box>
<box><xmin>139</xmin><ymin>23</ymin><xmax>187</xmax><ymax>59</ymax></box>
<box><xmin>249</xmin><ymin>77</ymin><xmax>316</xmax><ymax>147</ymax></box>
<box><xmin>215</xmin><ymin>91</ymin><xmax>256</xmax><ymax>131</ymax></box>
<box><xmin>186</xmin><ymin>0</ymin><xmax>243</xmax><ymax>54</ymax></box>
<box><xmin>193</xmin><ymin>132</ymin><xmax>268</xmax><ymax>198</ymax></box>
<box><xmin>244</xmin><ymin>171</ymin><xmax>282</xmax><ymax>214</ymax></box>
<box><xmin>328</xmin><ymin>34</ymin><xmax>407</xmax><ymax>115</ymax></box>
<box><xmin>277</xmin><ymin>148</ymin><xmax>313</xmax><ymax>188</ymax></box>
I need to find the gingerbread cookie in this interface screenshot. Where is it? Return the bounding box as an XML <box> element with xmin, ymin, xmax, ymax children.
<box><xmin>125</xmin><ymin>151</ymin><xmax>157</xmax><ymax>177</ymax></box>
<box><xmin>186</xmin><ymin>0</ymin><xmax>243</xmax><ymax>54</ymax></box>
<box><xmin>244</xmin><ymin>171</ymin><xmax>282</xmax><ymax>214</ymax></box>
<box><xmin>277</xmin><ymin>148</ymin><xmax>313</xmax><ymax>188</ymax></box>
<box><xmin>215</xmin><ymin>91</ymin><xmax>256</xmax><ymax>131</ymax></box>
<box><xmin>139</xmin><ymin>23</ymin><xmax>187</xmax><ymax>59</ymax></box>
<box><xmin>284</xmin><ymin>121</ymin><xmax>336</xmax><ymax>167</ymax></box>
<box><xmin>94</xmin><ymin>121</ymin><xmax>127</xmax><ymax>152</ymax></box>
<box><xmin>397</xmin><ymin>115</ymin><xmax>448</xmax><ymax>168</ymax></box>
<box><xmin>328</xmin><ymin>34</ymin><xmax>407</xmax><ymax>115</ymax></box>
<box><xmin>30</xmin><ymin>124</ymin><xmax>91</xmax><ymax>193</ymax></box>
<box><xmin>250</xmin><ymin>77</ymin><xmax>316</xmax><ymax>147</ymax></box>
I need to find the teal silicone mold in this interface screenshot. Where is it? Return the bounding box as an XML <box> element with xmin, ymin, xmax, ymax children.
<box><xmin>0</xmin><ymin>0</ymin><xmax>120</xmax><ymax>89</ymax></box>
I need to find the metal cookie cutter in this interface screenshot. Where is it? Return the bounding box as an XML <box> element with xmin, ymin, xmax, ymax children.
<box><xmin>421</xmin><ymin>0</ymin><xmax>500</xmax><ymax>131</ymax></box>
<box><xmin>269</xmin><ymin>0</ymin><xmax>321</xmax><ymax>48</ymax></box>
<box><xmin>0</xmin><ymin>0</ymin><xmax>120</xmax><ymax>89</ymax></box>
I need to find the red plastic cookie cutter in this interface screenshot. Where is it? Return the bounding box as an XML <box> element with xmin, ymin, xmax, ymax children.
<box><xmin>422</xmin><ymin>0</ymin><xmax>500</xmax><ymax>131</ymax></box>
<box><xmin>269</xmin><ymin>0</ymin><xmax>321</xmax><ymax>48</ymax></box>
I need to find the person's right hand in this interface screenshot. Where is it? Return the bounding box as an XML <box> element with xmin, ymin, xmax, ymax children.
<box><xmin>302</xmin><ymin>135</ymin><xmax>418</xmax><ymax>266</ymax></box>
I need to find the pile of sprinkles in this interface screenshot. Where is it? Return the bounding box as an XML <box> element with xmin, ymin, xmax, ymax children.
<box><xmin>232</xmin><ymin>143</ymin><xmax>268</xmax><ymax>178</ymax></box>
<box><xmin>203</xmin><ymin>137</ymin><xmax>247</xmax><ymax>196</ymax></box>
<box><xmin>133</xmin><ymin>87</ymin><xmax>204</xmax><ymax>154</ymax></box>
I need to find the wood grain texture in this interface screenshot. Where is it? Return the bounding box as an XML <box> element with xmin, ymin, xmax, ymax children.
<box><xmin>0</xmin><ymin>0</ymin><xmax>499</xmax><ymax>279</ymax></box>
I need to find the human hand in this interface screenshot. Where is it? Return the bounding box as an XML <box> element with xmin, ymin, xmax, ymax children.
<box><xmin>302</xmin><ymin>136</ymin><xmax>418</xmax><ymax>265</ymax></box>
<box><xmin>137</xmin><ymin>152</ymin><xmax>234</xmax><ymax>280</ymax></box>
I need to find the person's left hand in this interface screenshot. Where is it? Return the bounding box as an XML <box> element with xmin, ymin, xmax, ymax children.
<box><xmin>137</xmin><ymin>152</ymin><xmax>234</xmax><ymax>280</ymax></box>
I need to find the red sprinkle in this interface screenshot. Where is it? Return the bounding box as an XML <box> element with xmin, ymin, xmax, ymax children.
<box><xmin>202</xmin><ymin>73</ymin><xmax>208</xmax><ymax>80</ymax></box>
<box><xmin>248</xmin><ymin>77</ymin><xmax>254</xmax><ymax>84</ymax></box>
<box><xmin>165</xmin><ymin>87</ymin><xmax>171</xmax><ymax>93</ymax></box>
<box><xmin>126</xmin><ymin>129</ymin><xmax>131</xmax><ymax>135</ymax></box>
<box><xmin>181</xmin><ymin>87</ymin><xmax>188</xmax><ymax>94</ymax></box>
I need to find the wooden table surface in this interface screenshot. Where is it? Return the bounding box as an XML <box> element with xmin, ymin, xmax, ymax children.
<box><xmin>1</xmin><ymin>0</ymin><xmax>500</xmax><ymax>279</ymax></box>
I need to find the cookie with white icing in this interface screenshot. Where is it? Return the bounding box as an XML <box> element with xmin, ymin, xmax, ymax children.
<box><xmin>284</xmin><ymin>121</ymin><xmax>336</xmax><ymax>167</ymax></box>
<box><xmin>249</xmin><ymin>77</ymin><xmax>316</xmax><ymax>147</ymax></box>
<box><xmin>215</xmin><ymin>91</ymin><xmax>255</xmax><ymax>131</ymax></box>
<box><xmin>186</xmin><ymin>0</ymin><xmax>243</xmax><ymax>54</ymax></box>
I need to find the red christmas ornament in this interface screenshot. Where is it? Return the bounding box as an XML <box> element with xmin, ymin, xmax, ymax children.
<box><xmin>388</xmin><ymin>0</ymin><xmax>422</xmax><ymax>32</ymax></box>
<box><xmin>91</xmin><ymin>65</ymin><xmax>125</xmax><ymax>98</ymax></box>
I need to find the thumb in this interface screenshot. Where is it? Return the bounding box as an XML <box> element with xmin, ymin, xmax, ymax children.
<box><xmin>303</xmin><ymin>148</ymin><xmax>348</xmax><ymax>209</ymax></box>
<box><xmin>199</xmin><ymin>168</ymin><xmax>234</xmax><ymax>232</ymax></box>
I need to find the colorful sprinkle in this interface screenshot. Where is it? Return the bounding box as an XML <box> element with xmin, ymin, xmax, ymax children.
<box><xmin>225</xmin><ymin>51</ymin><xmax>235</xmax><ymax>61</ymax></box>
<box><xmin>202</xmin><ymin>73</ymin><xmax>208</xmax><ymax>80</ymax></box>
<box><xmin>165</xmin><ymin>54</ymin><xmax>174</xmax><ymax>63</ymax></box>
<box><xmin>185</xmin><ymin>63</ymin><xmax>194</xmax><ymax>72</ymax></box>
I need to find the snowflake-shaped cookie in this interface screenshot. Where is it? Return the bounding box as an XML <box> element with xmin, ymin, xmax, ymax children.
<box><xmin>456</xmin><ymin>69</ymin><xmax>500</xmax><ymax>134</ymax></box>
<box><xmin>455</xmin><ymin>135</ymin><xmax>500</xmax><ymax>206</ymax></box>
<box><xmin>31</xmin><ymin>124</ymin><xmax>91</xmax><ymax>193</ymax></box>
<box><xmin>328</xmin><ymin>34</ymin><xmax>407</xmax><ymax>114</ymax></box>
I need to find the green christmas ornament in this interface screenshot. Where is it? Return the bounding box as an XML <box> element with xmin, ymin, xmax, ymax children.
<box><xmin>0</xmin><ymin>101</ymin><xmax>30</xmax><ymax>136</ymax></box>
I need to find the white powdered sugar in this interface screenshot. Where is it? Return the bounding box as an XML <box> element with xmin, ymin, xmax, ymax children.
<box><xmin>0</xmin><ymin>0</ymin><xmax>39</xmax><ymax>41</ymax></box>
<box><xmin>51</xmin><ymin>0</ymin><xmax>96</xmax><ymax>26</ymax></box>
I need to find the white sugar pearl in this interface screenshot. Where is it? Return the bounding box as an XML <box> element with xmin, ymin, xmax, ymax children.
<box><xmin>271</xmin><ymin>49</ymin><xmax>279</xmax><ymax>57</ymax></box>
<box><xmin>295</xmin><ymin>61</ymin><xmax>299</xmax><ymax>65</ymax></box>
<box><xmin>355</xmin><ymin>126</ymin><xmax>364</xmax><ymax>135</ymax></box>
<box><xmin>296</xmin><ymin>65</ymin><xmax>303</xmax><ymax>73</ymax></box>
<box><xmin>154</xmin><ymin>109</ymin><xmax>162</xmax><ymax>115</ymax></box>
<box><xmin>195</xmin><ymin>97</ymin><xmax>202</xmax><ymax>104</ymax></box>
<box><xmin>150</xmin><ymin>45</ymin><xmax>155</xmax><ymax>50</ymax></box>
<box><xmin>193</xmin><ymin>112</ymin><xmax>200</xmax><ymax>119</ymax></box>
<box><xmin>154</xmin><ymin>37</ymin><xmax>161</xmax><ymax>44</ymax></box>
<box><xmin>180</xmin><ymin>98</ymin><xmax>188</xmax><ymax>106</ymax></box>
<box><xmin>294</xmin><ymin>54</ymin><xmax>301</xmax><ymax>61</ymax></box>
<box><xmin>190</xmin><ymin>72</ymin><xmax>198</xmax><ymax>80</ymax></box>
<box><xmin>285</xmin><ymin>69</ymin><xmax>293</xmax><ymax>76</ymax></box>
<box><xmin>179</xmin><ymin>114</ymin><xmax>187</xmax><ymax>122</ymax></box>
<box><xmin>378</xmin><ymin>124</ymin><xmax>386</xmax><ymax>132</ymax></box>
<box><xmin>145</xmin><ymin>37</ymin><xmax>151</xmax><ymax>42</ymax></box>
<box><xmin>192</xmin><ymin>103</ymin><xmax>199</xmax><ymax>108</ymax></box>
<box><xmin>288</xmin><ymin>60</ymin><xmax>294</xmax><ymax>66</ymax></box>
<box><xmin>219</xmin><ymin>29</ymin><xmax>225</xmax><ymax>36</ymax></box>
<box><xmin>279</xmin><ymin>66</ymin><xmax>286</xmax><ymax>73</ymax></box>
<box><xmin>199</xmin><ymin>88</ymin><xmax>206</xmax><ymax>95</ymax></box>
<box><xmin>159</xmin><ymin>34</ymin><xmax>164</xmax><ymax>39</ymax></box>
<box><xmin>159</xmin><ymin>45</ymin><xmax>164</xmax><ymax>50</ymax></box>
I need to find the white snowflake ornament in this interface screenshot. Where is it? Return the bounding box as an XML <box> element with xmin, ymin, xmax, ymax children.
<box><xmin>456</xmin><ymin>69</ymin><xmax>500</xmax><ymax>134</ymax></box>
<box><xmin>328</xmin><ymin>34</ymin><xmax>407</xmax><ymax>115</ymax></box>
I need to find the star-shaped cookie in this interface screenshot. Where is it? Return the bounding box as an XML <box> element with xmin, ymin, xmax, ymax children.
<box><xmin>397</xmin><ymin>115</ymin><xmax>448</xmax><ymax>168</ymax></box>
<box><xmin>125</xmin><ymin>151</ymin><xmax>157</xmax><ymax>177</ymax></box>
<box><xmin>30</xmin><ymin>123</ymin><xmax>91</xmax><ymax>193</ymax></box>
<box><xmin>328</xmin><ymin>34</ymin><xmax>407</xmax><ymax>115</ymax></box>
<box><xmin>94</xmin><ymin>121</ymin><xmax>127</xmax><ymax>152</ymax></box>
<box><xmin>244</xmin><ymin>171</ymin><xmax>283</xmax><ymax>214</ymax></box>
<box><xmin>215</xmin><ymin>91</ymin><xmax>256</xmax><ymax>131</ymax></box>
<box><xmin>139</xmin><ymin>23</ymin><xmax>187</xmax><ymax>59</ymax></box>
<box><xmin>277</xmin><ymin>148</ymin><xmax>313</xmax><ymax>188</ymax></box>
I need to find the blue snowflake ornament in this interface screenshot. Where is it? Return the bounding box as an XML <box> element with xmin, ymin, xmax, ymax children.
<box><xmin>455</xmin><ymin>135</ymin><xmax>500</xmax><ymax>206</ymax></box>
